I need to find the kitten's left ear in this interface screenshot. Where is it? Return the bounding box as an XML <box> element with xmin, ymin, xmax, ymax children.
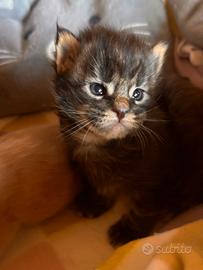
<box><xmin>54</xmin><ymin>26</ymin><xmax>80</xmax><ymax>74</ymax></box>
<box><xmin>152</xmin><ymin>41</ymin><xmax>168</xmax><ymax>74</ymax></box>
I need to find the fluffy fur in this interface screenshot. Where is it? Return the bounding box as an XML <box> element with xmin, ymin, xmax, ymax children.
<box><xmin>160</xmin><ymin>47</ymin><xmax>203</xmax><ymax>207</ymax></box>
<box><xmin>53</xmin><ymin>26</ymin><xmax>202</xmax><ymax>246</ymax></box>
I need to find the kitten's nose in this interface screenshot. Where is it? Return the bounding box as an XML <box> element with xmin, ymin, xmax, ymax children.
<box><xmin>114</xmin><ymin>96</ymin><xmax>129</xmax><ymax>121</ymax></box>
<box><xmin>113</xmin><ymin>108</ymin><xmax>127</xmax><ymax>121</ymax></box>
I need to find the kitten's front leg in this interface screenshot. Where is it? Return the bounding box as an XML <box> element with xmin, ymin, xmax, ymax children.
<box><xmin>74</xmin><ymin>185</ymin><xmax>114</xmax><ymax>218</ymax></box>
<box><xmin>108</xmin><ymin>212</ymin><xmax>156</xmax><ymax>247</ymax></box>
<box><xmin>70</xmin><ymin>158</ymin><xmax>115</xmax><ymax>218</ymax></box>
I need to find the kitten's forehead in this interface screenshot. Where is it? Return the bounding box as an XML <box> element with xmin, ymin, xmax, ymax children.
<box><xmin>79</xmin><ymin>28</ymin><xmax>150</xmax><ymax>84</ymax></box>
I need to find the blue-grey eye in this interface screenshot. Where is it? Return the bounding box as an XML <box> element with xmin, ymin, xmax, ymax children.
<box><xmin>90</xmin><ymin>83</ymin><xmax>107</xmax><ymax>96</ymax></box>
<box><xmin>132</xmin><ymin>88</ymin><xmax>144</xmax><ymax>101</ymax></box>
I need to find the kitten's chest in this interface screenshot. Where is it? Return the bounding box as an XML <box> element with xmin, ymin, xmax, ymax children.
<box><xmin>72</xmin><ymin>138</ymin><xmax>141</xmax><ymax>180</ymax></box>
<box><xmin>72</xmin><ymin>142</ymin><xmax>122</xmax><ymax>195</ymax></box>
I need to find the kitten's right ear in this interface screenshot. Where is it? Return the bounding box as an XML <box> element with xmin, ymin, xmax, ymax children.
<box><xmin>54</xmin><ymin>25</ymin><xmax>80</xmax><ymax>74</ymax></box>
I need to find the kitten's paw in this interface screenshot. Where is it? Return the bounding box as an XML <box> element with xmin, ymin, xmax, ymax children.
<box><xmin>73</xmin><ymin>192</ymin><xmax>113</xmax><ymax>218</ymax></box>
<box><xmin>108</xmin><ymin>214</ymin><xmax>154</xmax><ymax>247</ymax></box>
<box><xmin>108</xmin><ymin>219</ymin><xmax>137</xmax><ymax>247</ymax></box>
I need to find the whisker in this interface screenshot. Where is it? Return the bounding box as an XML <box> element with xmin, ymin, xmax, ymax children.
<box><xmin>144</xmin><ymin>119</ymin><xmax>169</xmax><ymax>123</ymax></box>
<box><xmin>62</xmin><ymin>119</ymin><xmax>89</xmax><ymax>135</ymax></box>
<box><xmin>138</xmin><ymin>128</ymin><xmax>148</xmax><ymax>149</ymax></box>
<box><xmin>136</xmin><ymin>129</ymin><xmax>145</xmax><ymax>154</ymax></box>
<box><xmin>139</xmin><ymin>123</ymin><xmax>164</xmax><ymax>143</ymax></box>
<box><xmin>58</xmin><ymin>108</ymin><xmax>89</xmax><ymax>117</ymax></box>
<box><xmin>142</xmin><ymin>105</ymin><xmax>160</xmax><ymax>115</ymax></box>
<box><xmin>56</xmin><ymin>120</ymin><xmax>91</xmax><ymax>141</ymax></box>
<box><xmin>61</xmin><ymin>120</ymin><xmax>88</xmax><ymax>135</ymax></box>
<box><xmin>65</xmin><ymin>120</ymin><xmax>93</xmax><ymax>138</ymax></box>
<box><xmin>81</xmin><ymin>124</ymin><xmax>94</xmax><ymax>146</ymax></box>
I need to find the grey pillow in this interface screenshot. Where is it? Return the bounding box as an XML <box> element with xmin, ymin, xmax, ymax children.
<box><xmin>0</xmin><ymin>0</ymin><xmax>34</xmax><ymax>20</ymax></box>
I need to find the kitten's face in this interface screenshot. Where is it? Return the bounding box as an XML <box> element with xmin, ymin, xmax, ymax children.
<box><xmin>53</xmin><ymin>27</ymin><xmax>166</xmax><ymax>144</ymax></box>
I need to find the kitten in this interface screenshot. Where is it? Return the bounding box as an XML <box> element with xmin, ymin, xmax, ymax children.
<box><xmin>52</xmin><ymin>26</ymin><xmax>184</xmax><ymax>246</ymax></box>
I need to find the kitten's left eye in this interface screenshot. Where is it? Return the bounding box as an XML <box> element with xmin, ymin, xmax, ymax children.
<box><xmin>90</xmin><ymin>83</ymin><xmax>107</xmax><ymax>96</ymax></box>
<box><xmin>132</xmin><ymin>88</ymin><xmax>144</xmax><ymax>102</ymax></box>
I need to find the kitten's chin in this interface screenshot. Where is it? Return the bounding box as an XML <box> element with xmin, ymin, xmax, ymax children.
<box><xmin>74</xmin><ymin>123</ymin><xmax>130</xmax><ymax>145</ymax></box>
<box><xmin>100</xmin><ymin>123</ymin><xmax>130</xmax><ymax>140</ymax></box>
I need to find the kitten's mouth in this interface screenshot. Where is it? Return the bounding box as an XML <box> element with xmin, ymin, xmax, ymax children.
<box><xmin>74</xmin><ymin>120</ymin><xmax>134</xmax><ymax>144</ymax></box>
<box><xmin>76</xmin><ymin>114</ymin><xmax>137</xmax><ymax>143</ymax></box>
<box><xmin>96</xmin><ymin>120</ymin><xmax>133</xmax><ymax>140</ymax></box>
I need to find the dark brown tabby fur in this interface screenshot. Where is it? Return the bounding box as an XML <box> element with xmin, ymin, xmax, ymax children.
<box><xmin>160</xmin><ymin>48</ymin><xmax>203</xmax><ymax>208</ymax></box>
<box><xmin>52</xmin><ymin>26</ymin><xmax>202</xmax><ymax>246</ymax></box>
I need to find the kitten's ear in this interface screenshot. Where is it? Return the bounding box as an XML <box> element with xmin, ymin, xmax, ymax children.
<box><xmin>55</xmin><ymin>25</ymin><xmax>80</xmax><ymax>74</ymax></box>
<box><xmin>152</xmin><ymin>42</ymin><xmax>168</xmax><ymax>75</ymax></box>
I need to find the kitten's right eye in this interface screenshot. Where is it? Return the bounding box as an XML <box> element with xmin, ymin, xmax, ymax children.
<box><xmin>90</xmin><ymin>83</ymin><xmax>107</xmax><ymax>96</ymax></box>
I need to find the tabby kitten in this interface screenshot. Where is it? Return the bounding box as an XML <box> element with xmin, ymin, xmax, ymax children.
<box><xmin>52</xmin><ymin>26</ymin><xmax>180</xmax><ymax>246</ymax></box>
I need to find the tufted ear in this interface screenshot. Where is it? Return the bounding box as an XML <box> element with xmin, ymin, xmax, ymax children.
<box><xmin>54</xmin><ymin>25</ymin><xmax>80</xmax><ymax>74</ymax></box>
<box><xmin>152</xmin><ymin>41</ymin><xmax>168</xmax><ymax>75</ymax></box>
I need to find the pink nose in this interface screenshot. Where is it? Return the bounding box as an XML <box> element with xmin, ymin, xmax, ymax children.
<box><xmin>113</xmin><ymin>108</ymin><xmax>127</xmax><ymax>121</ymax></box>
<box><xmin>114</xmin><ymin>96</ymin><xmax>129</xmax><ymax>121</ymax></box>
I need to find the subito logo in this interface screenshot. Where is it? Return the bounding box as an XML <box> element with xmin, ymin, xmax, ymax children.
<box><xmin>142</xmin><ymin>243</ymin><xmax>154</xmax><ymax>255</ymax></box>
